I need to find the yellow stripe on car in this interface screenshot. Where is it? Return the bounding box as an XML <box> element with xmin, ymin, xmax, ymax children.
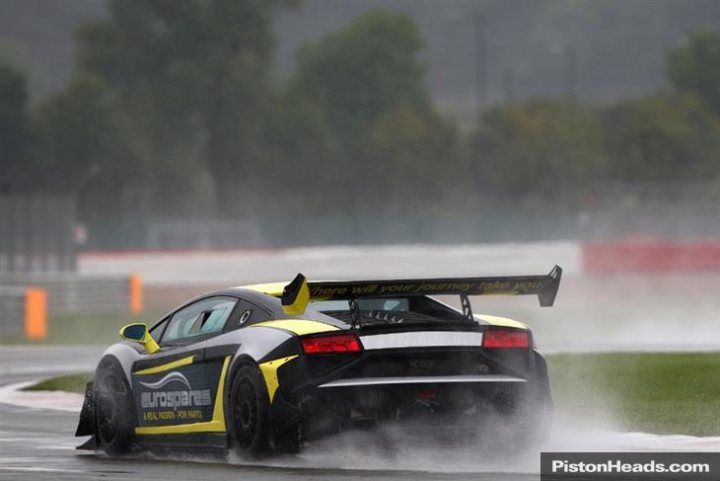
<box><xmin>133</xmin><ymin>355</ymin><xmax>195</xmax><ymax>375</ymax></box>
<box><xmin>259</xmin><ymin>355</ymin><xmax>298</xmax><ymax>403</ymax></box>
<box><xmin>241</xmin><ymin>282</ymin><xmax>286</xmax><ymax>297</ymax></box>
<box><xmin>251</xmin><ymin>319</ymin><xmax>339</xmax><ymax>336</ymax></box>
<box><xmin>475</xmin><ymin>314</ymin><xmax>528</xmax><ymax>330</ymax></box>
<box><xmin>134</xmin><ymin>356</ymin><xmax>230</xmax><ymax>435</ymax></box>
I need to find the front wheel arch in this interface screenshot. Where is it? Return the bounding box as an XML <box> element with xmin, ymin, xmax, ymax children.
<box><xmin>226</xmin><ymin>362</ymin><xmax>271</xmax><ymax>456</ymax></box>
<box><xmin>93</xmin><ymin>355</ymin><xmax>136</xmax><ymax>454</ymax></box>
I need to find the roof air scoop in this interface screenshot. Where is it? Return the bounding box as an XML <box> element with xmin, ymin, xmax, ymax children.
<box><xmin>281</xmin><ymin>273</ymin><xmax>310</xmax><ymax>315</ymax></box>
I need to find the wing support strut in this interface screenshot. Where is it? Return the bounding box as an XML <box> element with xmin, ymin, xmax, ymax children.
<box><xmin>460</xmin><ymin>294</ymin><xmax>474</xmax><ymax>322</ymax></box>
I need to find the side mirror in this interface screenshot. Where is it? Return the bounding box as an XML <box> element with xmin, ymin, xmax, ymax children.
<box><xmin>119</xmin><ymin>323</ymin><xmax>160</xmax><ymax>354</ymax></box>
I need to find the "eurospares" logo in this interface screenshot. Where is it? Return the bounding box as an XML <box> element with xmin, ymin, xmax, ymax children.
<box><xmin>139</xmin><ymin>371</ymin><xmax>211</xmax><ymax>410</ymax></box>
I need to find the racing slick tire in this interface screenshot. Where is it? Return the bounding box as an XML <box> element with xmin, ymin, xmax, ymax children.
<box><xmin>489</xmin><ymin>367</ymin><xmax>553</xmax><ymax>450</ymax></box>
<box><xmin>272</xmin><ymin>423</ymin><xmax>301</xmax><ymax>455</ymax></box>
<box><xmin>519</xmin><ymin>354</ymin><xmax>554</xmax><ymax>447</ymax></box>
<box><xmin>509</xmin><ymin>397</ymin><xmax>552</xmax><ymax>449</ymax></box>
<box><xmin>94</xmin><ymin>357</ymin><xmax>135</xmax><ymax>455</ymax></box>
<box><xmin>229</xmin><ymin>364</ymin><xmax>271</xmax><ymax>456</ymax></box>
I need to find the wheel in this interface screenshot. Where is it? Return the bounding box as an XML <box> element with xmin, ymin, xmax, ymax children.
<box><xmin>94</xmin><ymin>357</ymin><xmax>135</xmax><ymax>455</ymax></box>
<box><xmin>273</xmin><ymin>423</ymin><xmax>301</xmax><ymax>454</ymax></box>
<box><xmin>519</xmin><ymin>354</ymin><xmax>554</xmax><ymax>446</ymax></box>
<box><xmin>511</xmin><ymin>399</ymin><xmax>552</xmax><ymax>448</ymax></box>
<box><xmin>229</xmin><ymin>364</ymin><xmax>271</xmax><ymax>456</ymax></box>
<box><xmin>488</xmin><ymin>385</ymin><xmax>552</xmax><ymax>450</ymax></box>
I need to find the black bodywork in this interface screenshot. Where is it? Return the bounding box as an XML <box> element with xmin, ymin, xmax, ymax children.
<box><xmin>274</xmin><ymin>329</ymin><xmax>551</xmax><ymax>444</ymax></box>
<box><xmin>76</xmin><ymin>267</ymin><xmax>561</xmax><ymax>454</ymax></box>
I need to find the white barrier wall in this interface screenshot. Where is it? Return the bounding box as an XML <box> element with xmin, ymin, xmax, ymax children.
<box><xmin>0</xmin><ymin>287</ymin><xmax>27</xmax><ymax>337</ymax></box>
<box><xmin>79</xmin><ymin>242</ymin><xmax>582</xmax><ymax>287</ymax></box>
<box><xmin>0</xmin><ymin>274</ymin><xmax>136</xmax><ymax>314</ymax></box>
<box><xmin>78</xmin><ymin>243</ymin><xmax>720</xmax><ymax>351</ymax></box>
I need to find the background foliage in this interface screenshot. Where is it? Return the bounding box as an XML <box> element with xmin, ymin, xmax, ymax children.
<box><xmin>0</xmin><ymin>1</ymin><xmax>718</xmax><ymax>245</ymax></box>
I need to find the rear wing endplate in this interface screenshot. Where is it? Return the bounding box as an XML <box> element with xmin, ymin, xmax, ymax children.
<box><xmin>281</xmin><ymin>265</ymin><xmax>562</xmax><ymax>316</ymax></box>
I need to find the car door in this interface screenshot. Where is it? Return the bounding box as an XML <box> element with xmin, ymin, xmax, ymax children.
<box><xmin>130</xmin><ymin>296</ymin><xmax>240</xmax><ymax>434</ymax></box>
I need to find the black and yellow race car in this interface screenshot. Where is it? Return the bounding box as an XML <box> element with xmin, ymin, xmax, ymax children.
<box><xmin>76</xmin><ymin>267</ymin><xmax>562</xmax><ymax>455</ymax></box>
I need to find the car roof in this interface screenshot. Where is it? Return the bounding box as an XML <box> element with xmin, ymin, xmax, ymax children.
<box><xmin>203</xmin><ymin>285</ymin><xmax>345</xmax><ymax>326</ymax></box>
<box><xmin>202</xmin><ymin>285</ymin><xmax>285</xmax><ymax>314</ymax></box>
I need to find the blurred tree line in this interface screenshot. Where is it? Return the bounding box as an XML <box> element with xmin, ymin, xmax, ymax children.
<box><xmin>1</xmin><ymin>1</ymin><xmax>719</xmax><ymax>232</ymax></box>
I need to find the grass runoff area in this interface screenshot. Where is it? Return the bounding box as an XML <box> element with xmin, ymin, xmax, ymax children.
<box><xmin>21</xmin><ymin>352</ymin><xmax>719</xmax><ymax>437</ymax></box>
<box><xmin>23</xmin><ymin>373</ymin><xmax>92</xmax><ymax>393</ymax></box>
<box><xmin>547</xmin><ymin>352</ymin><xmax>720</xmax><ymax>436</ymax></box>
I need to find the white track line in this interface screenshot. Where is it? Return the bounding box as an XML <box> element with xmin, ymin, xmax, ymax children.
<box><xmin>0</xmin><ymin>381</ymin><xmax>84</xmax><ymax>412</ymax></box>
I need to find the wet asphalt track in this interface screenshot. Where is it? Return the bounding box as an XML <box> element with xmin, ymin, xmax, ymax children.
<box><xmin>3</xmin><ymin>347</ymin><xmax>720</xmax><ymax>480</ymax></box>
<box><xmin>0</xmin><ymin>346</ymin><xmax>538</xmax><ymax>481</ymax></box>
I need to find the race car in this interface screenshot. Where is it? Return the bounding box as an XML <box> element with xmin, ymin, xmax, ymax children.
<box><xmin>76</xmin><ymin>266</ymin><xmax>562</xmax><ymax>455</ymax></box>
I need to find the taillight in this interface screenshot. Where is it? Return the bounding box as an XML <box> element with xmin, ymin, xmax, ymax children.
<box><xmin>301</xmin><ymin>334</ymin><xmax>363</xmax><ymax>354</ymax></box>
<box><xmin>482</xmin><ymin>329</ymin><xmax>530</xmax><ymax>348</ymax></box>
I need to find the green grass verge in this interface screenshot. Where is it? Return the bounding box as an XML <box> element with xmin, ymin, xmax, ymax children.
<box><xmin>547</xmin><ymin>352</ymin><xmax>720</xmax><ymax>436</ymax></box>
<box><xmin>23</xmin><ymin>373</ymin><xmax>93</xmax><ymax>393</ymax></box>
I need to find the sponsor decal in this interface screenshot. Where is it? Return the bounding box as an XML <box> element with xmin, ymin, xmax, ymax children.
<box><xmin>308</xmin><ymin>279</ymin><xmax>547</xmax><ymax>298</ymax></box>
<box><xmin>139</xmin><ymin>371</ymin><xmax>211</xmax><ymax>411</ymax></box>
<box><xmin>139</xmin><ymin>371</ymin><xmax>191</xmax><ymax>390</ymax></box>
<box><xmin>133</xmin><ymin>359</ymin><xmax>223</xmax><ymax>426</ymax></box>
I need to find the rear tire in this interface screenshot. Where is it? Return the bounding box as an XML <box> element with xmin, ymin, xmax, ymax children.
<box><xmin>511</xmin><ymin>399</ymin><xmax>552</xmax><ymax>448</ymax></box>
<box><xmin>490</xmin><ymin>385</ymin><xmax>552</xmax><ymax>450</ymax></box>
<box><xmin>229</xmin><ymin>364</ymin><xmax>270</xmax><ymax>456</ymax></box>
<box><xmin>94</xmin><ymin>357</ymin><xmax>135</xmax><ymax>455</ymax></box>
<box><xmin>273</xmin><ymin>423</ymin><xmax>301</xmax><ymax>454</ymax></box>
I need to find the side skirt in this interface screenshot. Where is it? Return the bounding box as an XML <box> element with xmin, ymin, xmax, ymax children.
<box><xmin>136</xmin><ymin>432</ymin><xmax>229</xmax><ymax>454</ymax></box>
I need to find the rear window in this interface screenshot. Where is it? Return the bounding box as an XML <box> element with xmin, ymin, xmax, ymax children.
<box><xmin>308</xmin><ymin>296</ymin><xmax>469</xmax><ymax>326</ymax></box>
<box><xmin>310</xmin><ymin>298</ymin><xmax>408</xmax><ymax>312</ymax></box>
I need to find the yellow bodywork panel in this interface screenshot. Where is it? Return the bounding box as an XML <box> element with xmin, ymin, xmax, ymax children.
<box><xmin>259</xmin><ymin>355</ymin><xmax>298</xmax><ymax>403</ymax></box>
<box><xmin>282</xmin><ymin>277</ymin><xmax>310</xmax><ymax>316</ymax></box>
<box><xmin>133</xmin><ymin>355</ymin><xmax>195</xmax><ymax>376</ymax></box>
<box><xmin>251</xmin><ymin>319</ymin><xmax>340</xmax><ymax>336</ymax></box>
<box><xmin>241</xmin><ymin>282</ymin><xmax>286</xmax><ymax>297</ymax></box>
<box><xmin>475</xmin><ymin>314</ymin><xmax>528</xmax><ymax>330</ymax></box>
<box><xmin>134</xmin><ymin>356</ymin><xmax>230</xmax><ymax>435</ymax></box>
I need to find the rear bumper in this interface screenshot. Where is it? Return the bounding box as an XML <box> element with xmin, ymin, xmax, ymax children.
<box><xmin>300</xmin><ymin>375</ymin><xmax>532</xmax><ymax>417</ymax></box>
<box><xmin>318</xmin><ymin>374</ymin><xmax>526</xmax><ymax>388</ymax></box>
<box><xmin>290</xmin><ymin>374</ymin><xmax>535</xmax><ymax>441</ymax></box>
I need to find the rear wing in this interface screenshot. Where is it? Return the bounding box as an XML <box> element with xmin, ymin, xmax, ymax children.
<box><xmin>281</xmin><ymin>265</ymin><xmax>562</xmax><ymax>317</ymax></box>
